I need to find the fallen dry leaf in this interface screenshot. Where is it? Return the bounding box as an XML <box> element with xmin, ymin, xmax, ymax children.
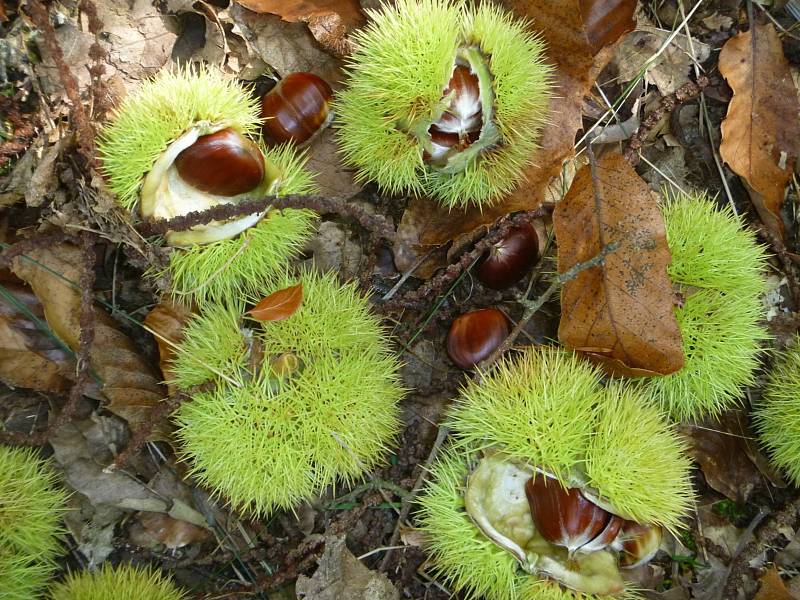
<box><xmin>143</xmin><ymin>300</ymin><xmax>193</xmax><ymax>394</ymax></box>
<box><xmin>755</xmin><ymin>568</ymin><xmax>794</xmax><ymax>600</ymax></box>
<box><xmin>296</xmin><ymin>535</ymin><xmax>399</xmax><ymax>600</ymax></box>
<box><xmin>555</xmin><ymin>151</ymin><xmax>684</xmax><ymax>376</ymax></box>
<box><xmin>681</xmin><ymin>410</ymin><xmax>785</xmax><ymax>504</ymax></box>
<box><xmin>613</xmin><ymin>26</ymin><xmax>711</xmax><ymax>95</ymax></box>
<box><xmin>397</xmin><ymin>0</ymin><xmax>636</xmax><ymax>252</ymax></box>
<box><xmin>130</xmin><ymin>511</ymin><xmax>210</xmax><ymax>549</ymax></box>
<box><xmin>0</xmin><ymin>275</ymin><xmax>72</xmax><ymax>394</ymax></box>
<box><xmin>719</xmin><ymin>23</ymin><xmax>800</xmax><ymax>240</ymax></box>
<box><xmin>234</xmin><ymin>0</ymin><xmax>363</xmax><ymax>57</ymax></box>
<box><xmin>11</xmin><ymin>244</ymin><xmax>164</xmax><ymax>427</ymax></box>
<box><xmin>248</xmin><ymin>282</ymin><xmax>303</xmax><ymax>321</ymax></box>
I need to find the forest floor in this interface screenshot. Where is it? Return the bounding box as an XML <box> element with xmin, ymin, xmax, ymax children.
<box><xmin>1</xmin><ymin>0</ymin><xmax>800</xmax><ymax>598</ymax></box>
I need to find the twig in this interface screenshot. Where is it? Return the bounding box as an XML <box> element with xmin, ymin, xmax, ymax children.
<box><xmin>108</xmin><ymin>391</ymin><xmax>190</xmax><ymax>471</ymax></box>
<box><xmin>624</xmin><ymin>75</ymin><xmax>710</xmax><ymax>165</ymax></box>
<box><xmin>476</xmin><ymin>240</ymin><xmax>620</xmax><ymax>373</ymax></box>
<box><xmin>383</xmin><ymin>204</ymin><xmax>554</xmax><ymax>311</ymax></box>
<box><xmin>0</xmin><ymin>232</ymin><xmax>78</xmax><ymax>269</ymax></box>
<box><xmin>379</xmin><ymin>424</ymin><xmax>451</xmax><ymax>572</ymax></box>
<box><xmin>136</xmin><ymin>195</ymin><xmax>396</xmax><ymax>243</ymax></box>
<box><xmin>0</xmin><ymin>234</ymin><xmax>97</xmax><ymax>446</ymax></box>
<box><xmin>723</xmin><ymin>492</ymin><xmax>800</xmax><ymax>598</ymax></box>
<box><xmin>26</xmin><ymin>0</ymin><xmax>96</xmax><ymax>166</ymax></box>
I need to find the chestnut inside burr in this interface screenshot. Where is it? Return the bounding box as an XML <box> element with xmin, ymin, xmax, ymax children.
<box><xmin>174</xmin><ymin>128</ymin><xmax>265</xmax><ymax>197</ymax></box>
<box><xmin>424</xmin><ymin>64</ymin><xmax>483</xmax><ymax>166</ymax></box>
<box><xmin>464</xmin><ymin>452</ymin><xmax>663</xmax><ymax>596</ymax></box>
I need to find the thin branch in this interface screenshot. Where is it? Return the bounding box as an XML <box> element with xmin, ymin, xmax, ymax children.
<box><xmin>136</xmin><ymin>195</ymin><xmax>396</xmax><ymax>243</ymax></box>
<box><xmin>383</xmin><ymin>204</ymin><xmax>554</xmax><ymax>311</ymax></box>
<box><xmin>476</xmin><ymin>240</ymin><xmax>620</xmax><ymax>373</ymax></box>
<box><xmin>379</xmin><ymin>424</ymin><xmax>451</xmax><ymax>572</ymax></box>
<box><xmin>624</xmin><ymin>75</ymin><xmax>710</xmax><ymax>165</ymax></box>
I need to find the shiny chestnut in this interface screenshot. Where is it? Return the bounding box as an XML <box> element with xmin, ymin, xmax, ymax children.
<box><xmin>445</xmin><ymin>308</ymin><xmax>510</xmax><ymax>370</ymax></box>
<box><xmin>424</xmin><ymin>65</ymin><xmax>482</xmax><ymax>165</ymax></box>
<box><xmin>261</xmin><ymin>72</ymin><xmax>333</xmax><ymax>146</ymax></box>
<box><xmin>475</xmin><ymin>224</ymin><xmax>540</xmax><ymax>290</ymax></box>
<box><xmin>174</xmin><ymin>128</ymin><xmax>265</xmax><ymax>197</ymax></box>
<box><xmin>614</xmin><ymin>521</ymin><xmax>662</xmax><ymax>568</ymax></box>
<box><xmin>525</xmin><ymin>473</ymin><xmax>618</xmax><ymax>554</ymax></box>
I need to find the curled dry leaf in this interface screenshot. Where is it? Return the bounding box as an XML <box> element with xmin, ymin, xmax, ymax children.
<box><xmin>555</xmin><ymin>151</ymin><xmax>684</xmax><ymax>377</ymax></box>
<box><xmin>719</xmin><ymin>23</ymin><xmax>800</xmax><ymax>240</ymax></box>
<box><xmin>234</xmin><ymin>0</ymin><xmax>363</xmax><ymax>57</ymax></box>
<box><xmin>681</xmin><ymin>410</ymin><xmax>785</xmax><ymax>504</ymax></box>
<box><xmin>131</xmin><ymin>511</ymin><xmax>210</xmax><ymax>550</ymax></box>
<box><xmin>296</xmin><ymin>535</ymin><xmax>399</xmax><ymax>600</ymax></box>
<box><xmin>754</xmin><ymin>568</ymin><xmax>794</xmax><ymax>600</ymax></box>
<box><xmin>143</xmin><ymin>300</ymin><xmax>194</xmax><ymax>394</ymax></box>
<box><xmin>397</xmin><ymin>0</ymin><xmax>636</xmax><ymax>254</ymax></box>
<box><xmin>248</xmin><ymin>282</ymin><xmax>303</xmax><ymax>321</ymax></box>
<box><xmin>0</xmin><ymin>273</ymin><xmax>72</xmax><ymax>394</ymax></box>
<box><xmin>10</xmin><ymin>244</ymin><xmax>164</xmax><ymax>428</ymax></box>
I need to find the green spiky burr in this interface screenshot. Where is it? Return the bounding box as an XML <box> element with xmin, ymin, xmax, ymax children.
<box><xmin>48</xmin><ymin>564</ymin><xmax>185</xmax><ymax>600</ymax></box>
<box><xmin>643</xmin><ymin>191</ymin><xmax>769</xmax><ymax>421</ymax></box>
<box><xmin>336</xmin><ymin>0</ymin><xmax>552</xmax><ymax>209</ymax></box>
<box><xmin>98</xmin><ymin>65</ymin><xmax>317</xmax><ymax>304</ymax></box>
<box><xmin>418</xmin><ymin>346</ymin><xmax>693</xmax><ymax>599</ymax></box>
<box><xmin>754</xmin><ymin>337</ymin><xmax>800</xmax><ymax>485</ymax></box>
<box><xmin>171</xmin><ymin>270</ymin><xmax>404</xmax><ymax>515</ymax></box>
<box><xmin>0</xmin><ymin>446</ymin><xmax>68</xmax><ymax>599</ymax></box>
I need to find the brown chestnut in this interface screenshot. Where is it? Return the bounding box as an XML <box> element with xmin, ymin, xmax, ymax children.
<box><xmin>174</xmin><ymin>128</ymin><xmax>265</xmax><ymax>197</ymax></box>
<box><xmin>525</xmin><ymin>473</ymin><xmax>616</xmax><ymax>554</ymax></box>
<box><xmin>614</xmin><ymin>521</ymin><xmax>662</xmax><ymax>568</ymax></box>
<box><xmin>445</xmin><ymin>308</ymin><xmax>510</xmax><ymax>370</ymax></box>
<box><xmin>261</xmin><ymin>72</ymin><xmax>333</xmax><ymax>146</ymax></box>
<box><xmin>424</xmin><ymin>65</ymin><xmax>482</xmax><ymax>165</ymax></box>
<box><xmin>475</xmin><ymin>224</ymin><xmax>539</xmax><ymax>290</ymax></box>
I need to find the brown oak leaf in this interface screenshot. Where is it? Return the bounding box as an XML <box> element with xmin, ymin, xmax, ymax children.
<box><xmin>555</xmin><ymin>151</ymin><xmax>684</xmax><ymax>377</ymax></box>
<box><xmin>11</xmin><ymin>244</ymin><xmax>164</xmax><ymax>428</ymax></box>
<box><xmin>235</xmin><ymin>0</ymin><xmax>363</xmax><ymax>57</ymax></box>
<box><xmin>719</xmin><ymin>23</ymin><xmax>800</xmax><ymax>240</ymax></box>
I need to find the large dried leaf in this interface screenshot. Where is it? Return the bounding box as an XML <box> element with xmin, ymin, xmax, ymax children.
<box><xmin>11</xmin><ymin>244</ymin><xmax>164</xmax><ymax>427</ymax></box>
<box><xmin>234</xmin><ymin>0</ymin><xmax>363</xmax><ymax>57</ymax></box>
<box><xmin>0</xmin><ymin>276</ymin><xmax>72</xmax><ymax>394</ymax></box>
<box><xmin>296</xmin><ymin>536</ymin><xmax>399</xmax><ymax>600</ymax></box>
<box><xmin>399</xmin><ymin>0</ymin><xmax>636</xmax><ymax>251</ymax></box>
<box><xmin>681</xmin><ymin>410</ymin><xmax>785</xmax><ymax>503</ymax></box>
<box><xmin>719</xmin><ymin>23</ymin><xmax>800</xmax><ymax>240</ymax></box>
<box><xmin>555</xmin><ymin>151</ymin><xmax>683</xmax><ymax>376</ymax></box>
<box><xmin>248</xmin><ymin>283</ymin><xmax>303</xmax><ymax>322</ymax></box>
<box><xmin>144</xmin><ymin>300</ymin><xmax>193</xmax><ymax>395</ymax></box>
